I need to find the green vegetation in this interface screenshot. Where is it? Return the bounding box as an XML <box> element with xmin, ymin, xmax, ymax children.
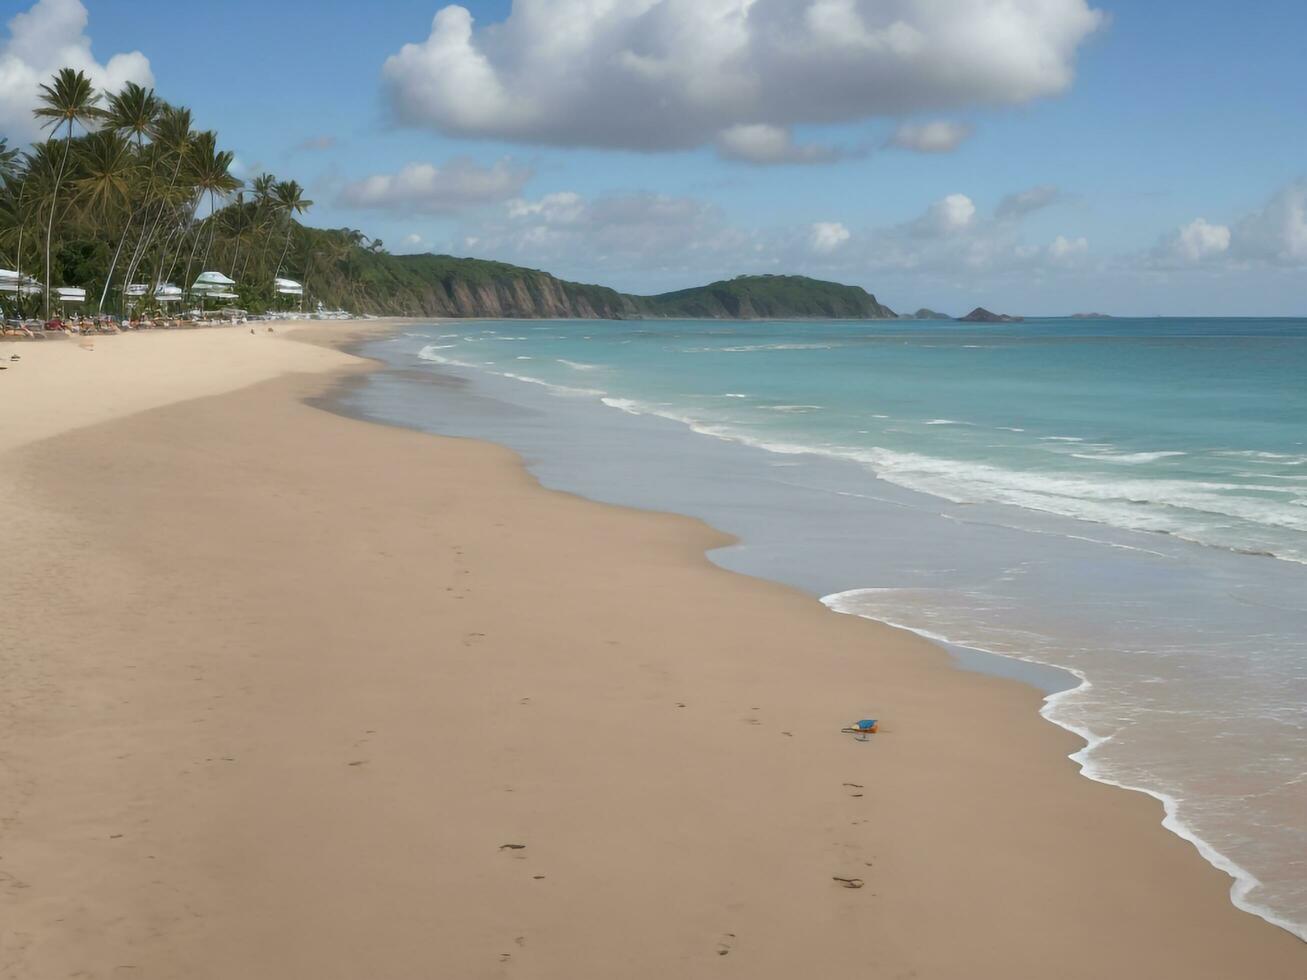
<box><xmin>628</xmin><ymin>274</ymin><xmax>895</xmax><ymax>319</ymax></box>
<box><xmin>1</xmin><ymin>69</ymin><xmax>316</xmax><ymax>319</ymax></box>
<box><xmin>2</xmin><ymin>68</ymin><xmax>901</xmax><ymax>323</ymax></box>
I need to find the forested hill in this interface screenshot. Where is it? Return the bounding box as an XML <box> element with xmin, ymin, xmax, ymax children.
<box><xmin>302</xmin><ymin>229</ymin><xmax>897</xmax><ymax>320</ymax></box>
<box><xmin>629</xmin><ymin>274</ymin><xmax>897</xmax><ymax>319</ymax></box>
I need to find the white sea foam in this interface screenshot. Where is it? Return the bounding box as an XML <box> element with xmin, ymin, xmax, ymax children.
<box><xmin>1071</xmin><ymin>450</ymin><xmax>1188</xmax><ymax>464</ymax></box>
<box><xmin>497</xmin><ymin>372</ymin><xmax>605</xmax><ymax>398</ymax></box>
<box><xmin>683</xmin><ymin>343</ymin><xmax>838</xmax><ymax>353</ymax></box>
<box><xmin>579</xmin><ymin>388</ymin><xmax>1307</xmax><ymax>561</ymax></box>
<box><xmin>558</xmin><ymin>358</ymin><xmax>601</xmax><ymax>371</ymax></box>
<box><xmin>416</xmin><ymin>345</ymin><xmax>478</xmax><ymax>369</ymax></box>
<box><xmin>420</xmin><ymin>339</ymin><xmax>1307</xmax><ymax>562</ymax></box>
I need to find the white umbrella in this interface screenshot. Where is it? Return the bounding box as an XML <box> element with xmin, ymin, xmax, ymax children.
<box><xmin>1</xmin><ymin>270</ymin><xmax>42</xmax><ymax>296</ymax></box>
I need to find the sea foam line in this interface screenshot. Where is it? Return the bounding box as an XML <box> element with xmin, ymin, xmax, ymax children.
<box><xmin>819</xmin><ymin>588</ymin><xmax>1307</xmax><ymax>943</ymax></box>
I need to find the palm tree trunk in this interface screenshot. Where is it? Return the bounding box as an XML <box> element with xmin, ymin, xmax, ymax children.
<box><xmin>98</xmin><ymin>209</ymin><xmax>136</xmax><ymax>312</ymax></box>
<box><xmin>123</xmin><ymin>149</ymin><xmax>186</xmax><ymax>298</ymax></box>
<box><xmin>273</xmin><ymin>220</ymin><xmax>294</xmax><ymax>281</ymax></box>
<box><xmin>43</xmin><ymin>120</ymin><xmax>74</xmax><ymax>319</ymax></box>
<box><xmin>200</xmin><ymin>189</ymin><xmax>221</xmax><ymax>273</ymax></box>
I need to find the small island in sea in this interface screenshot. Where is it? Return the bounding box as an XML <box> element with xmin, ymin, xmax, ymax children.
<box><xmin>958</xmin><ymin>307</ymin><xmax>1025</xmax><ymax>323</ymax></box>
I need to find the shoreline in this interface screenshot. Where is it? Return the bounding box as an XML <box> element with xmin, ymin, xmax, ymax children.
<box><xmin>824</xmin><ymin>593</ymin><xmax>1307</xmax><ymax>942</ymax></box>
<box><xmin>1</xmin><ymin>320</ymin><xmax>1302</xmax><ymax>977</ymax></box>
<box><xmin>342</xmin><ymin>323</ymin><xmax>1307</xmax><ymax>944</ymax></box>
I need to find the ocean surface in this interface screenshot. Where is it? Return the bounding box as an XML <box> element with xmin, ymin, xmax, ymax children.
<box><xmin>339</xmin><ymin>317</ymin><xmax>1307</xmax><ymax>939</ymax></box>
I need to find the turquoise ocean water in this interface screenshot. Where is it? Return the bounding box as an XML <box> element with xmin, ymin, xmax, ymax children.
<box><xmin>347</xmin><ymin>317</ymin><xmax>1307</xmax><ymax>938</ymax></box>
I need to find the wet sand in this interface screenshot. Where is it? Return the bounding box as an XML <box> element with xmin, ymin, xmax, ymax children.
<box><xmin>0</xmin><ymin>324</ymin><xmax>1302</xmax><ymax>978</ymax></box>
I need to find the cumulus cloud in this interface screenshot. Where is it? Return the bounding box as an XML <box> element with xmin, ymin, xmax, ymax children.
<box><xmin>382</xmin><ymin>0</ymin><xmax>1105</xmax><ymax>154</ymax></box>
<box><xmin>1175</xmin><ymin>218</ymin><xmax>1231</xmax><ymax>263</ymax></box>
<box><xmin>338</xmin><ymin>158</ymin><xmax>532</xmax><ymax>214</ymax></box>
<box><xmin>1229</xmin><ymin>179</ymin><xmax>1307</xmax><ymax>265</ymax></box>
<box><xmin>906</xmin><ymin>193</ymin><xmax>977</xmax><ymax>237</ymax></box>
<box><xmin>1151</xmin><ymin>181</ymin><xmax>1307</xmax><ymax>269</ymax></box>
<box><xmin>996</xmin><ymin>184</ymin><xmax>1062</xmax><ymax>220</ymax></box>
<box><xmin>715</xmin><ymin>124</ymin><xmax>844</xmax><ymax>165</ymax></box>
<box><xmin>810</xmin><ymin>222</ymin><xmax>851</xmax><ymax>253</ymax></box>
<box><xmin>1150</xmin><ymin>217</ymin><xmax>1231</xmax><ymax>268</ymax></box>
<box><xmin>849</xmin><ymin>191</ymin><xmax>1090</xmax><ymax>277</ymax></box>
<box><xmin>889</xmin><ymin>120</ymin><xmax>973</xmax><ymax>153</ymax></box>
<box><xmin>0</xmin><ymin>0</ymin><xmax>153</xmax><ymax>142</ymax></box>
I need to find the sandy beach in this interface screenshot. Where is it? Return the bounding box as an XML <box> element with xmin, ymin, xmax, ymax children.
<box><xmin>1</xmin><ymin>324</ymin><xmax>1302</xmax><ymax>979</ymax></box>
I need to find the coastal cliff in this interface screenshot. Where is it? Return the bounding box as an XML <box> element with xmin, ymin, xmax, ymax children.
<box><xmin>301</xmin><ymin>229</ymin><xmax>898</xmax><ymax>320</ymax></box>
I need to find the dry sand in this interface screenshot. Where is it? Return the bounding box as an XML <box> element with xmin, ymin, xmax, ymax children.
<box><xmin>0</xmin><ymin>325</ymin><xmax>1302</xmax><ymax>979</ymax></box>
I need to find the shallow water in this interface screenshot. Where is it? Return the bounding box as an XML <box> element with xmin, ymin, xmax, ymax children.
<box><xmin>339</xmin><ymin>318</ymin><xmax>1307</xmax><ymax>939</ymax></box>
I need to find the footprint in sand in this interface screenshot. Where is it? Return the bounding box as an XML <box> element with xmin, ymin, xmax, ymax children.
<box><xmin>716</xmin><ymin>933</ymin><xmax>736</xmax><ymax>956</ymax></box>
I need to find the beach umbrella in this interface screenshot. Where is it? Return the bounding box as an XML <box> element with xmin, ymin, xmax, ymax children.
<box><xmin>0</xmin><ymin>270</ymin><xmax>42</xmax><ymax>295</ymax></box>
<box><xmin>190</xmin><ymin>271</ymin><xmax>240</xmax><ymax>310</ymax></box>
<box><xmin>190</xmin><ymin>270</ymin><xmax>236</xmax><ymax>293</ymax></box>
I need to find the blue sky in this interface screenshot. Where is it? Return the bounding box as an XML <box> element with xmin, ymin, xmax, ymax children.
<box><xmin>5</xmin><ymin>0</ymin><xmax>1307</xmax><ymax>314</ymax></box>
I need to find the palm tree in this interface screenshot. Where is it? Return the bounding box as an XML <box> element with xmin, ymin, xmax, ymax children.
<box><xmin>32</xmin><ymin>68</ymin><xmax>103</xmax><ymax>317</ymax></box>
<box><xmin>120</xmin><ymin>104</ymin><xmax>195</xmax><ymax>305</ymax></box>
<box><xmin>271</xmin><ymin>179</ymin><xmax>313</xmax><ymax>282</ymax></box>
<box><xmin>97</xmin><ymin>82</ymin><xmax>159</xmax><ymax>310</ymax></box>
<box><xmin>251</xmin><ymin>172</ymin><xmax>276</xmax><ymax>206</ymax></box>
<box><xmin>180</xmin><ymin>131</ymin><xmax>241</xmax><ymax>288</ymax></box>
<box><xmin>72</xmin><ymin>129</ymin><xmax>133</xmax><ymax>307</ymax></box>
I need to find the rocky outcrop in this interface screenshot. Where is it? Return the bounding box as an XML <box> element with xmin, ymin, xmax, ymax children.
<box><xmin>958</xmin><ymin>307</ymin><xmax>1024</xmax><ymax>323</ymax></box>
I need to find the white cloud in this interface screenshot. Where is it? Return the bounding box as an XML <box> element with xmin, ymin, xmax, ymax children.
<box><xmin>889</xmin><ymin>120</ymin><xmax>973</xmax><ymax>153</ymax></box>
<box><xmin>716</xmin><ymin>124</ymin><xmax>844</xmax><ymax>165</ymax></box>
<box><xmin>1152</xmin><ymin>217</ymin><xmax>1231</xmax><ymax>267</ymax></box>
<box><xmin>996</xmin><ymin>184</ymin><xmax>1062</xmax><ymax>220</ymax></box>
<box><xmin>810</xmin><ymin>222</ymin><xmax>851</xmax><ymax>253</ymax></box>
<box><xmin>910</xmin><ymin>193</ymin><xmax>976</xmax><ymax>237</ymax></box>
<box><xmin>400</xmin><ymin>232</ymin><xmax>434</xmax><ymax>253</ymax></box>
<box><xmin>1047</xmin><ymin>234</ymin><xmax>1089</xmax><ymax>262</ymax></box>
<box><xmin>338</xmin><ymin>158</ymin><xmax>532</xmax><ymax>214</ymax></box>
<box><xmin>1151</xmin><ymin>181</ymin><xmax>1307</xmax><ymax>270</ymax></box>
<box><xmin>1176</xmin><ymin>218</ymin><xmax>1231</xmax><ymax>262</ymax></box>
<box><xmin>1230</xmin><ymin>180</ymin><xmax>1307</xmax><ymax>265</ymax></box>
<box><xmin>383</xmin><ymin>0</ymin><xmax>1105</xmax><ymax>154</ymax></box>
<box><xmin>0</xmin><ymin>0</ymin><xmax>152</xmax><ymax>142</ymax></box>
